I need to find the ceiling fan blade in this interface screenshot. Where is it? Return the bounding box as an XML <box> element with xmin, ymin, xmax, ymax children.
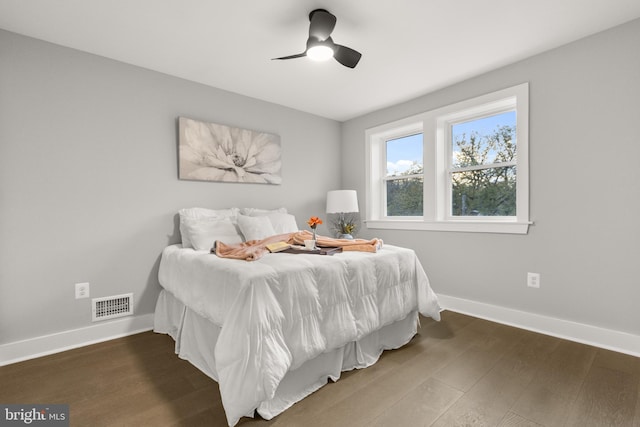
<box><xmin>274</xmin><ymin>9</ymin><xmax>361</xmax><ymax>68</ymax></box>
<box><xmin>308</xmin><ymin>9</ymin><xmax>336</xmax><ymax>40</ymax></box>
<box><xmin>333</xmin><ymin>44</ymin><xmax>362</xmax><ymax>68</ymax></box>
<box><xmin>272</xmin><ymin>52</ymin><xmax>307</xmax><ymax>61</ymax></box>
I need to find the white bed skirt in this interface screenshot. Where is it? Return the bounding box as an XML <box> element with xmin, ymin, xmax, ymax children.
<box><xmin>154</xmin><ymin>289</ymin><xmax>419</xmax><ymax>421</ymax></box>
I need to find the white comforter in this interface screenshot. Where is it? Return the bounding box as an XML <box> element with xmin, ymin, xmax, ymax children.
<box><xmin>158</xmin><ymin>243</ymin><xmax>441</xmax><ymax>426</ymax></box>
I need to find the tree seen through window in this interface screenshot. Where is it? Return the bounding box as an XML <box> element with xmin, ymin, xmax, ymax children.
<box><xmin>450</xmin><ymin>111</ymin><xmax>517</xmax><ymax>216</ymax></box>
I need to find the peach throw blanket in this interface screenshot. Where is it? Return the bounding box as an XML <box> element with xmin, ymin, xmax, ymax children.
<box><xmin>213</xmin><ymin>230</ymin><xmax>383</xmax><ymax>261</ymax></box>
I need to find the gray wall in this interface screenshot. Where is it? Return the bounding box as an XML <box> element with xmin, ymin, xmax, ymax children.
<box><xmin>342</xmin><ymin>19</ymin><xmax>640</xmax><ymax>336</ymax></box>
<box><xmin>0</xmin><ymin>30</ymin><xmax>341</xmax><ymax>344</ymax></box>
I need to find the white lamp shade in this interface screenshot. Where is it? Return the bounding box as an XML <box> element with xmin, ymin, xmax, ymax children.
<box><xmin>326</xmin><ymin>190</ymin><xmax>359</xmax><ymax>213</ymax></box>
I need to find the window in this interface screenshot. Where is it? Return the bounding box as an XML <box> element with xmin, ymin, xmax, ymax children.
<box><xmin>366</xmin><ymin>83</ymin><xmax>529</xmax><ymax>234</ymax></box>
<box><xmin>385</xmin><ymin>133</ymin><xmax>423</xmax><ymax>216</ymax></box>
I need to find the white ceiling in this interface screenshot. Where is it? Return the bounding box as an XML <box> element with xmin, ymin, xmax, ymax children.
<box><xmin>1</xmin><ymin>1</ymin><xmax>640</xmax><ymax>121</ymax></box>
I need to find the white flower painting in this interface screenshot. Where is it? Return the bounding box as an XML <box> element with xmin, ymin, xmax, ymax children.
<box><xmin>178</xmin><ymin>117</ymin><xmax>282</xmax><ymax>184</ymax></box>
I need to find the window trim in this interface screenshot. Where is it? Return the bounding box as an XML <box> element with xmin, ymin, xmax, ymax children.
<box><xmin>365</xmin><ymin>83</ymin><xmax>530</xmax><ymax>234</ymax></box>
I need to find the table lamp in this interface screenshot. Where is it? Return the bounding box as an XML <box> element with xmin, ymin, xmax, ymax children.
<box><xmin>326</xmin><ymin>190</ymin><xmax>359</xmax><ymax>239</ymax></box>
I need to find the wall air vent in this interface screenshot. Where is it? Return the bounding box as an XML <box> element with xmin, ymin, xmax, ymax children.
<box><xmin>92</xmin><ymin>293</ymin><xmax>134</xmax><ymax>322</ymax></box>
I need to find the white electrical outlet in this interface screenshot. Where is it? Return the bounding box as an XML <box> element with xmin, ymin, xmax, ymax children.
<box><xmin>527</xmin><ymin>273</ymin><xmax>540</xmax><ymax>288</ymax></box>
<box><xmin>75</xmin><ymin>282</ymin><xmax>90</xmax><ymax>299</ymax></box>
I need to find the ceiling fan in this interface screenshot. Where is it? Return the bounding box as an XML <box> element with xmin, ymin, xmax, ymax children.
<box><xmin>272</xmin><ymin>9</ymin><xmax>362</xmax><ymax>69</ymax></box>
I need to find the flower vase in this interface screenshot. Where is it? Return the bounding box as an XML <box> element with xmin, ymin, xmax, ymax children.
<box><xmin>312</xmin><ymin>229</ymin><xmax>317</xmax><ymax>248</ymax></box>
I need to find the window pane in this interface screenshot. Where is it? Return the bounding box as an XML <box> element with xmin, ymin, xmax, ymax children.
<box><xmin>451</xmin><ymin>166</ymin><xmax>516</xmax><ymax>216</ymax></box>
<box><xmin>387</xmin><ymin>177</ymin><xmax>423</xmax><ymax>216</ymax></box>
<box><xmin>452</xmin><ymin>111</ymin><xmax>516</xmax><ymax>167</ymax></box>
<box><xmin>386</xmin><ymin>134</ymin><xmax>423</xmax><ymax>177</ymax></box>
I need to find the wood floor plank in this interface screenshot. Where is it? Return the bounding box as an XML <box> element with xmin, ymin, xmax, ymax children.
<box><xmin>464</xmin><ymin>330</ymin><xmax>561</xmax><ymax>409</ymax></box>
<box><xmin>427</xmin><ymin>331</ymin><xmax>547</xmax><ymax>427</ymax></box>
<box><xmin>131</xmin><ymin>388</ymin><xmax>224</xmax><ymax>427</ymax></box>
<box><xmin>565</xmin><ymin>364</ymin><xmax>639</xmax><ymax>427</ymax></box>
<box><xmin>510</xmin><ymin>339</ymin><xmax>597</xmax><ymax>426</ymax></box>
<box><xmin>370</xmin><ymin>377</ymin><xmax>462</xmax><ymax>427</ymax></box>
<box><xmin>497</xmin><ymin>411</ymin><xmax>543</xmax><ymax>426</ymax></box>
<box><xmin>430</xmin><ymin>342</ymin><xmax>506</xmax><ymax>392</ymax></box>
<box><xmin>634</xmin><ymin>382</ymin><xmax>640</xmax><ymax>427</ymax></box>
<box><xmin>510</xmin><ymin>382</ymin><xmax>575</xmax><ymax>427</ymax></box>
<box><xmin>430</xmin><ymin>393</ymin><xmax>510</xmax><ymax>427</ymax></box>
<box><xmin>591</xmin><ymin>347</ymin><xmax>640</xmax><ymax>376</ymax></box>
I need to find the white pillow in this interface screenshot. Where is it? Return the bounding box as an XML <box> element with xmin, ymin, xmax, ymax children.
<box><xmin>266</xmin><ymin>212</ymin><xmax>299</xmax><ymax>234</ymax></box>
<box><xmin>179</xmin><ymin>207</ymin><xmax>238</xmax><ymax>219</ymax></box>
<box><xmin>178</xmin><ymin>207</ymin><xmax>239</xmax><ymax>248</ymax></box>
<box><xmin>237</xmin><ymin>214</ymin><xmax>276</xmax><ymax>241</ymax></box>
<box><xmin>180</xmin><ymin>216</ymin><xmax>243</xmax><ymax>251</ymax></box>
<box><xmin>239</xmin><ymin>207</ymin><xmax>287</xmax><ymax>216</ymax></box>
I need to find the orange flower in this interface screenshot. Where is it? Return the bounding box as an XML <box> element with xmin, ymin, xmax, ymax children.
<box><xmin>306</xmin><ymin>216</ymin><xmax>323</xmax><ymax>229</ymax></box>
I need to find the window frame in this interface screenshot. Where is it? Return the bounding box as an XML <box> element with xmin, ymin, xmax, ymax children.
<box><xmin>365</xmin><ymin>83</ymin><xmax>530</xmax><ymax>234</ymax></box>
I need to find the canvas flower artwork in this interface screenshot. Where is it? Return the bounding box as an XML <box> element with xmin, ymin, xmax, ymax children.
<box><xmin>178</xmin><ymin>117</ymin><xmax>282</xmax><ymax>184</ymax></box>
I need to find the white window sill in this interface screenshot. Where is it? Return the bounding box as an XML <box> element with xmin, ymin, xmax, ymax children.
<box><xmin>365</xmin><ymin>219</ymin><xmax>531</xmax><ymax>234</ymax></box>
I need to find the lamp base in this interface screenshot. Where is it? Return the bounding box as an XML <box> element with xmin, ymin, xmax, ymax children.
<box><xmin>338</xmin><ymin>233</ymin><xmax>354</xmax><ymax>240</ymax></box>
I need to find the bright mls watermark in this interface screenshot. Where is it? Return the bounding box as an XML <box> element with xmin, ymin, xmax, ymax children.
<box><xmin>0</xmin><ymin>405</ymin><xmax>68</xmax><ymax>426</ymax></box>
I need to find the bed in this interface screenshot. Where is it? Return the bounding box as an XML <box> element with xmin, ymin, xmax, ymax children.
<box><xmin>153</xmin><ymin>207</ymin><xmax>441</xmax><ymax>426</ymax></box>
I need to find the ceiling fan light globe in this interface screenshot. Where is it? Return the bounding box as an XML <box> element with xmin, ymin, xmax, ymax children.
<box><xmin>307</xmin><ymin>45</ymin><xmax>334</xmax><ymax>61</ymax></box>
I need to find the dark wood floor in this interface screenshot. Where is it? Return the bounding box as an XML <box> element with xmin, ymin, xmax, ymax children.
<box><xmin>1</xmin><ymin>311</ymin><xmax>639</xmax><ymax>426</ymax></box>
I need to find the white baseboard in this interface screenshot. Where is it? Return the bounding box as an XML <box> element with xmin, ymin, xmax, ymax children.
<box><xmin>0</xmin><ymin>313</ymin><xmax>154</xmax><ymax>366</ymax></box>
<box><xmin>438</xmin><ymin>294</ymin><xmax>640</xmax><ymax>357</ymax></box>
